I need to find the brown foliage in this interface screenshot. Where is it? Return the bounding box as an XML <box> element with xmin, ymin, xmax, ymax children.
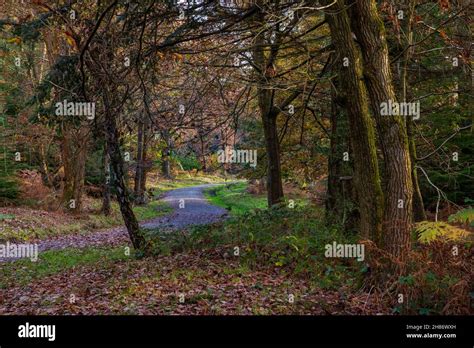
<box><xmin>363</xmin><ymin>239</ymin><xmax>473</xmax><ymax>314</ymax></box>
<box><xmin>17</xmin><ymin>170</ymin><xmax>56</xmax><ymax>209</ymax></box>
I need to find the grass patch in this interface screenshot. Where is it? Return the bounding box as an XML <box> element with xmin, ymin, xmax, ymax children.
<box><xmin>147</xmin><ymin>204</ymin><xmax>363</xmax><ymax>290</ymax></box>
<box><xmin>148</xmin><ymin>173</ymin><xmax>229</xmax><ymax>198</ymax></box>
<box><xmin>0</xmin><ymin>200</ymin><xmax>171</xmax><ymax>242</ymax></box>
<box><xmin>204</xmin><ymin>181</ymin><xmax>308</xmax><ymax>216</ymax></box>
<box><xmin>204</xmin><ymin>182</ymin><xmax>267</xmax><ymax>216</ymax></box>
<box><xmin>0</xmin><ymin>246</ymin><xmax>129</xmax><ymax>288</ymax></box>
<box><xmin>0</xmin><ymin>213</ymin><xmax>15</xmax><ymax>220</ymax></box>
<box><xmin>134</xmin><ymin>200</ymin><xmax>173</xmax><ymax>221</ymax></box>
<box><xmin>448</xmin><ymin>207</ymin><xmax>474</xmax><ymax>227</ymax></box>
<box><xmin>0</xmin><ymin>173</ymin><xmax>224</xmax><ymax>242</ymax></box>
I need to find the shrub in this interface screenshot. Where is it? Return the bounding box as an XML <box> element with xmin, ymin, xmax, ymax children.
<box><xmin>448</xmin><ymin>208</ymin><xmax>474</xmax><ymax>227</ymax></box>
<box><xmin>175</xmin><ymin>153</ymin><xmax>201</xmax><ymax>171</ymax></box>
<box><xmin>414</xmin><ymin>221</ymin><xmax>470</xmax><ymax>244</ymax></box>
<box><xmin>0</xmin><ymin>174</ymin><xmax>20</xmax><ymax>204</ymax></box>
<box><xmin>146</xmin><ymin>205</ymin><xmax>362</xmax><ymax>289</ymax></box>
<box><xmin>365</xmin><ymin>238</ymin><xmax>473</xmax><ymax>314</ymax></box>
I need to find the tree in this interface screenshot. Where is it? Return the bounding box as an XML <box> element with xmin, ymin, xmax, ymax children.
<box><xmin>350</xmin><ymin>0</ymin><xmax>414</xmax><ymax>259</ymax></box>
<box><xmin>322</xmin><ymin>0</ymin><xmax>384</xmax><ymax>243</ymax></box>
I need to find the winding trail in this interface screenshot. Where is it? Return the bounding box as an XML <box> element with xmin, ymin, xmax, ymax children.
<box><xmin>4</xmin><ymin>184</ymin><xmax>229</xmax><ymax>257</ymax></box>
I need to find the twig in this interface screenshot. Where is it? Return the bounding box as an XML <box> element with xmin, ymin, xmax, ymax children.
<box><xmin>418</xmin><ymin>124</ymin><xmax>472</xmax><ymax>161</ymax></box>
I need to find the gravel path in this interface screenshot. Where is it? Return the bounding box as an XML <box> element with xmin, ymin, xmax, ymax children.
<box><xmin>1</xmin><ymin>184</ymin><xmax>229</xmax><ymax>259</ymax></box>
<box><xmin>141</xmin><ymin>184</ymin><xmax>228</xmax><ymax>229</ymax></box>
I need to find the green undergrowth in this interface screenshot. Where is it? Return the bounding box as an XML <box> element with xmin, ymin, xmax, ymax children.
<box><xmin>0</xmin><ymin>200</ymin><xmax>171</xmax><ymax>242</ymax></box>
<box><xmin>204</xmin><ymin>181</ymin><xmax>308</xmax><ymax>216</ymax></box>
<box><xmin>204</xmin><ymin>182</ymin><xmax>267</xmax><ymax>216</ymax></box>
<box><xmin>148</xmin><ymin>173</ymin><xmax>230</xmax><ymax>198</ymax></box>
<box><xmin>146</xmin><ymin>205</ymin><xmax>364</xmax><ymax>290</ymax></box>
<box><xmin>0</xmin><ymin>246</ymin><xmax>128</xmax><ymax>288</ymax></box>
<box><xmin>448</xmin><ymin>207</ymin><xmax>474</xmax><ymax>227</ymax></box>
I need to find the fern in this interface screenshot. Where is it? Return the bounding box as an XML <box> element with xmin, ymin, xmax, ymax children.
<box><xmin>448</xmin><ymin>208</ymin><xmax>474</xmax><ymax>227</ymax></box>
<box><xmin>415</xmin><ymin>221</ymin><xmax>470</xmax><ymax>244</ymax></box>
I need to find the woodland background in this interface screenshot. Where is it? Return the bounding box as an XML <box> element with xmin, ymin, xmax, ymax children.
<box><xmin>0</xmin><ymin>0</ymin><xmax>472</xmax><ymax>315</ymax></box>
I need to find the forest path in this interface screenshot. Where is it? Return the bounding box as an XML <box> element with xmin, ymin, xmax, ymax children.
<box><xmin>0</xmin><ymin>184</ymin><xmax>387</xmax><ymax>315</ymax></box>
<box><xmin>2</xmin><ymin>184</ymin><xmax>228</xmax><ymax>258</ymax></box>
<box><xmin>141</xmin><ymin>184</ymin><xmax>228</xmax><ymax>229</ymax></box>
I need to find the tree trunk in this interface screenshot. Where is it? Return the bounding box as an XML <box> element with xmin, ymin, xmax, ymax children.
<box><xmin>323</xmin><ymin>0</ymin><xmax>384</xmax><ymax>243</ymax></box>
<box><xmin>140</xmin><ymin>139</ymin><xmax>148</xmax><ymax>196</ymax></box>
<box><xmin>162</xmin><ymin>148</ymin><xmax>171</xmax><ymax>179</ymax></box>
<box><xmin>252</xmin><ymin>9</ymin><xmax>284</xmax><ymax>206</ymax></box>
<box><xmin>85</xmin><ymin>24</ymin><xmax>147</xmax><ymax>252</ymax></box>
<box><xmin>102</xmin><ymin>141</ymin><xmax>111</xmax><ymax>216</ymax></box>
<box><xmin>262</xmin><ymin>113</ymin><xmax>284</xmax><ymax>206</ymax></box>
<box><xmin>326</xmin><ymin>76</ymin><xmax>356</xmax><ymax>230</ymax></box>
<box><xmin>399</xmin><ymin>0</ymin><xmax>426</xmax><ymax>222</ymax></box>
<box><xmin>134</xmin><ymin>115</ymin><xmax>149</xmax><ymax>205</ymax></box>
<box><xmin>350</xmin><ymin>0</ymin><xmax>414</xmax><ymax>259</ymax></box>
<box><xmin>407</xmin><ymin>118</ymin><xmax>426</xmax><ymax>221</ymax></box>
<box><xmin>103</xmin><ymin>102</ymin><xmax>147</xmax><ymax>251</ymax></box>
<box><xmin>161</xmin><ymin>130</ymin><xmax>172</xmax><ymax>179</ymax></box>
<box><xmin>60</xmin><ymin>125</ymin><xmax>87</xmax><ymax>214</ymax></box>
<box><xmin>38</xmin><ymin>142</ymin><xmax>53</xmax><ymax>188</ymax></box>
<box><xmin>198</xmin><ymin>131</ymin><xmax>207</xmax><ymax>172</ymax></box>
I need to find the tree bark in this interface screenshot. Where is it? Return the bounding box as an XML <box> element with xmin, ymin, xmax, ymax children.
<box><xmin>103</xmin><ymin>97</ymin><xmax>147</xmax><ymax>251</ymax></box>
<box><xmin>262</xmin><ymin>112</ymin><xmax>285</xmax><ymax>206</ymax></box>
<box><xmin>102</xmin><ymin>141</ymin><xmax>111</xmax><ymax>216</ymax></box>
<box><xmin>134</xmin><ymin>114</ymin><xmax>149</xmax><ymax>204</ymax></box>
<box><xmin>83</xmin><ymin>11</ymin><xmax>147</xmax><ymax>253</ymax></box>
<box><xmin>323</xmin><ymin>0</ymin><xmax>384</xmax><ymax>243</ymax></box>
<box><xmin>326</xmin><ymin>74</ymin><xmax>356</xmax><ymax>230</ymax></box>
<box><xmin>252</xmin><ymin>8</ymin><xmax>284</xmax><ymax>206</ymax></box>
<box><xmin>350</xmin><ymin>0</ymin><xmax>414</xmax><ymax>258</ymax></box>
<box><xmin>399</xmin><ymin>0</ymin><xmax>426</xmax><ymax>222</ymax></box>
<box><xmin>38</xmin><ymin>142</ymin><xmax>53</xmax><ymax>188</ymax></box>
<box><xmin>161</xmin><ymin>130</ymin><xmax>172</xmax><ymax>179</ymax></box>
<box><xmin>407</xmin><ymin>118</ymin><xmax>426</xmax><ymax>221</ymax></box>
<box><xmin>60</xmin><ymin>125</ymin><xmax>88</xmax><ymax>214</ymax></box>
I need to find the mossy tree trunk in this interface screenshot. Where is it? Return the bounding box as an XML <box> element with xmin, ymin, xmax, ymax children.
<box><xmin>102</xmin><ymin>141</ymin><xmax>111</xmax><ymax>216</ymax></box>
<box><xmin>134</xmin><ymin>113</ymin><xmax>150</xmax><ymax>205</ymax></box>
<box><xmin>326</xmin><ymin>71</ymin><xmax>357</xmax><ymax>230</ymax></box>
<box><xmin>161</xmin><ymin>129</ymin><xmax>172</xmax><ymax>179</ymax></box>
<box><xmin>60</xmin><ymin>124</ymin><xmax>88</xmax><ymax>214</ymax></box>
<box><xmin>323</xmin><ymin>0</ymin><xmax>384</xmax><ymax>243</ymax></box>
<box><xmin>350</xmin><ymin>0</ymin><xmax>414</xmax><ymax>259</ymax></box>
<box><xmin>102</xmin><ymin>96</ymin><xmax>147</xmax><ymax>251</ymax></box>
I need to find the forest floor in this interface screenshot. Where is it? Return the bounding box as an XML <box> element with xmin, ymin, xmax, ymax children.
<box><xmin>0</xmin><ymin>173</ymin><xmax>227</xmax><ymax>243</ymax></box>
<box><xmin>0</xmin><ymin>184</ymin><xmax>228</xmax><ymax>256</ymax></box>
<box><xmin>0</xmin><ymin>246</ymin><xmax>385</xmax><ymax>315</ymax></box>
<box><xmin>3</xmin><ymin>180</ymin><xmax>470</xmax><ymax>315</ymax></box>
<box><xmin>0</xmin><ymin>180</ymin><xmax>389</xmax><ymax>315</ymax></box>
